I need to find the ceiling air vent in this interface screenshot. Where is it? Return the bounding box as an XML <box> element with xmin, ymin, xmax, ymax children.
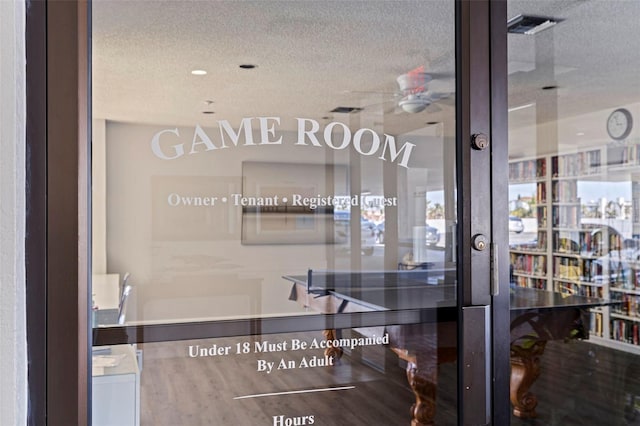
<box><xmin>507</xmin><ymin>15</ymin><xmax>562</xmax><ymax>35</ymax></box>
<box><xmin>330</xmin><ymin>107</ymin><xmax>363</xmax><ymax>114</ymax></box>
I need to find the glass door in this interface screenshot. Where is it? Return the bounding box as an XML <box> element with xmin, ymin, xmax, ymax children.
<box><xmin>88</xmin><ymin>1</ymin><xmax>499</xmax><ymax>425</ymax></box>
<box><xmin>507</xmin><ymin>1</ymin><xmax>640</xmax><ymax>424</ymax></box>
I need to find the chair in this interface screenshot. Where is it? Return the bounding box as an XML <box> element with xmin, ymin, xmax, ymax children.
<box><xmin>120</xmin><ymin>272</ymin><xmax>130</xmax><ymax>299</ymax></box>
<box><xmin>95</xmin><ymin>276</ymin><xmax>132</xmax><ymax>326</ymax></box>
<box><xmin>117</xmin><ymin>284</ymin><xmax>132</xmax><ymax>325</ymax></box>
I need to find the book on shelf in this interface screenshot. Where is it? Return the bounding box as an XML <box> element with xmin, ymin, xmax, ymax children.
<box><xmin>510</xmin><ymin>253</ymin><xmax>546</xmax><ymax>276</ymax></box>
<box><xmin>610</xmin><ymin>272</ymin><xmax>640</xmax><ymax>290</ymax></box>
<box><xmin>554</xmin><ymin>233</ymin><xmax>580</xmax><ymax>254</ymax></box>
<box><xmin>552</xmin><ymin>150</ymin><xmax>601</xmax><ymax>178</ymax></box>
<box><xmin>537</xmin><ymin>158</ymin><xmax>547</xmax><ymax>178</ymax></box>
<box><xmin>610</xmin><ymin>292</ymin><xmax>640</xmax><ymax>318</ymax></box>
<box><xmin>552</xmin><ymin>205</ymin><xmax>580</xmax><ymax>228</ymax></box>
<box><xmin>591</xmin><ymin>311</ymin><xmax>604</xmax><ymax>337</ymax></box>
<box><xmin>536</xmin><ymin>182</ymin><xmax>547</xmax><ymax>203</ymax></box>
<box><xmin>607</xmin><ymin>144</ymin><xmax>640</xmax><ymax>167</ymax></box>
<box><xmin>554</xmin><ymin>256</ymin><xmax>581</xmax><ymax>280</ymax></box>
<box><xmin>580</xmin><ymin>258</ymin><xmax>602</xmax><ymax>283</ymax></box>
<box><xmin>555</xmin><ymin>281</ymin><xmax>603</xmax><ymax>298</ymax></box>
<box><xmin>611</xmin><ymin>319</ymin><xmax>640</xmax><ymax>346</ymax></box>
<box><xmin>511</xmin><ymin>276</ymin><xmax>546</xmax><ymax>290</ymax></box>
<box><xmin>579</xmin><ymin>232</ymin><xmax>593</xmax><ymax>253</ymax></box>
<box><xmin>538</xmin><ymin>206</ymin><xmax>548</xmax><ymax>227</ymax></box>
<box><xmin>551</xmin><ymin>180</ymin><xmax>578</xmax><ymax>202</ymax></box>
<box><xmin>537</xmin><ymin>230</ymin><xmax>547</xmax><ymax>250</ymax></box>
<box><xmin>509</xmin><ymin>158</ymin><xmax>547</xmax><ymax>181</ymax></box>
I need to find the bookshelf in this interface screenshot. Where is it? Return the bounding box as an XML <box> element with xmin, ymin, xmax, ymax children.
<box><xmin>509</xmin><ymin>145</ymin><xmax>640</xmax><ymax>353</ymax></box>
<box><xmin>509</xmin><ymin>156</ymin><xmax>550</xmax><ymax>291</ymax></box>
<box><xmin>607</xmin><ymin>257</ymin><xmax>640</xmax><ymax>346</ymax></box>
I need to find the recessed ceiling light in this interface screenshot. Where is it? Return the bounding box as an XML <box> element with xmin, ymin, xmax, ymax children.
<box><xmin>576</xmin><ymin>132</ymin><xmax>585</xmax><ymax>136</ymax></box>
<box><xmin>330</xmin><ymin>106</ymin><xmax>362</xmax><ymax>114</ymax></box>
<box><xmin>191</xmin><ymin>69</ymin><xmax>207</xmax><ymax>76</ymax></box>
<box><xmin>239</xmin><ymin>64</ymin><xmax>256</xmax><ymax>69</ymax></box>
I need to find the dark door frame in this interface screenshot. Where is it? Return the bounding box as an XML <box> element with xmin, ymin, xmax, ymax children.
<box><xmin>488</xmin><ymin>1</ymin><xmax>511</xmax><ymax>424</ymax></box>
<box><xmin>26</xmin><ymin>1</ymin><xmax>91</xmax><ymax>424</ymax></box>
<box><xmin>457</xmin><ymin>1</ymin><xmax>509</xmax><ymax>424</ymax></box>
<box><xmin>24</xmin><ymin>1</ymin><xmax>508</xmax><ymax>424</ymax></box>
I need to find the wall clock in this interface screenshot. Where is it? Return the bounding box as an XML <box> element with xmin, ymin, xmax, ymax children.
<box><xmin>606</xmin><ymin>108</ymin><xmax>633</xmax><ymax>141</ymax></box>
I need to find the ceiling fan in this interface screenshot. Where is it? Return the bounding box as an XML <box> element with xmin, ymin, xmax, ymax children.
<box><xmin>354</xmin><ymin>66</ymin><xmax>454</xmax><ymax>114</ymax></box>
<box><xmin>394</xmin><ymin>66</ymin><xmax>454</xmax><ymax>113</ymax></box>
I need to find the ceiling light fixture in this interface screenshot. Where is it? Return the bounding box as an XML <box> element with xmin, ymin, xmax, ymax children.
<box><xmin>191</xmin><ymin>69</ymin><xmax>207</xmax><ymax>76</ymax></box>
<box><xmin>398</xmin><ymin>95</ymin><xmax>429</xmax><ymax>114</ymax></box>
<box><xmin>508</xmin><ymin>103</ymin><xmax>535</xmax><ymax>113</ymax></box>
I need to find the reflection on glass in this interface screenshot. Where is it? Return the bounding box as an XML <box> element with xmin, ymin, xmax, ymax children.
<box><xmin>92</xmin><ymin>1</ymin><xmax>457</xmax><ymax>425</ymax></box>
<box><xmin>508</xmin><ymin>0</ymin><xmax>640</xmax><ymax>423</ymax></box>
<box><xmin>95</xmin><ymin>333</ymin><xmax>457</xmax><ymax>425</ymax></box>
<box><xmin>91</xmin><ymin>0</ymin><xmax>457</xmax><ymax>326</ymax></box>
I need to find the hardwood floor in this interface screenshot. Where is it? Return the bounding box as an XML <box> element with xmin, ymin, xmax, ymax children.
<box><xmin>136</xmin><ymin>332</ymin><xmax>639</xmax><ymax>425</ymax></box>
<box><xmin>511</xmin><ymin>340</ymin><xmax>640</xmax><ymax>426</ymax></box>
<box><xmin>138</xmin><ymin>330</ymin><xmax>457</xmax><ymax>425</ymax></box>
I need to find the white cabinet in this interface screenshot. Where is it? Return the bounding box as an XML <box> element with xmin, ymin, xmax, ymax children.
<box><xmin>92</xmin><ymin>345</ymin><xmax>140</xmax><ymax>426</ymax></box>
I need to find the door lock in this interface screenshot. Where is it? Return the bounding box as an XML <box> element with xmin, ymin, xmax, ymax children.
<box><xmin>471</xmin><ymin>133</ymin><xmax>489</xmax><ymax>150</ymax></box>
<box><xmin>472</xmin><ymin>234</ymin><xmax>488</xmax><ymax>251</ymax></box>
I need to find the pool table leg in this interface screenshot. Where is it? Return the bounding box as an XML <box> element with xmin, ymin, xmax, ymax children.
<box><xmin>391</xmin><ymin>346</ymin><xmax>439</xmax><ymax>426</ymax></box>
<box><xmin>322</xmin><ymin>329</ymin><xmax>343</xmax><ymax>360</ymax></box>
<box><xmin>510</xmin><ymin>341</ymin><xmax>547</xmax><ymax>419</ymax></box>
<box><xmin>406</xmin><ymin>361</ymin><xmax>437</xmax><ymax>426</ymax></box>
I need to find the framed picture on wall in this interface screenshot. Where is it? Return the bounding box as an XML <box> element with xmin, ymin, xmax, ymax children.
<box><xmin>241</xmin><ymin>162</ymin><xmax>349</xmax><ymax>245</ymax></box>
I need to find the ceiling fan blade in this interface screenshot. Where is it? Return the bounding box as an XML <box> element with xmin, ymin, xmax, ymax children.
<box><xmin>348</xmin><ymin>90</ymin><xmax>397</xmax><ymax>95</ymax></box>
<box><xmin>359</xmin><ymin>98</ymin><xmax>396</xmax><ymax>110</ymax></box>
<box><xmin>425</xmin><ymin>72</ymin><xmax>455</xmax><ymax>80</ymax></box>
<box><xmin>424</xmin><ymin>103</ymin><xmax>442</xmax><ymax>113</ymax></box>
<box><xmin>423</xmin><ymin>91</ymin><xmax>454</xmax><ymax>104</ymax></box>
<box><xmin>383</xmin><ymin>104</ymin><xmax>399</xmax><ymax>114</ymax></box>
<box><xmin>437</xmin><ymin>97</ymin><xmax>455</xmax><ymax>106</ymax></box>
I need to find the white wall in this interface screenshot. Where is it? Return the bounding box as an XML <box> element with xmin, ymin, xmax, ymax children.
<box><xmin>0</xmin><ymin>0</ymin><xmax>27</xmax><ymax>424</ymax></box>
<box><xmin>509</xmin><ymin>101</ymin><xmax>640</xmax><ymax>159</ymax></box>
<box><xmin>93</xmin><ymin>119</ymin><xmax>108</xmax><ymax>273</ymax></box>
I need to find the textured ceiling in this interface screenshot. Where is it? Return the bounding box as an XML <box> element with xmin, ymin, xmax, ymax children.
<box><xmin>92</xmin><ymin>0</ymin><xmax>640</xmax><ymax>156</ymax></box>
<box><xmin>92</xmin><ymin>0</ymin><xmax>455</xmax><ymax>135</ymax></box>
<box><xmin>507</xmin><ymin>1</ymin><xmax>640</xmax><ymax>124</ymax></box>
<box><xmin>506</xmin><ymin>0</ymin><xmax>640</xmax><ymax>158</ymax></box>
